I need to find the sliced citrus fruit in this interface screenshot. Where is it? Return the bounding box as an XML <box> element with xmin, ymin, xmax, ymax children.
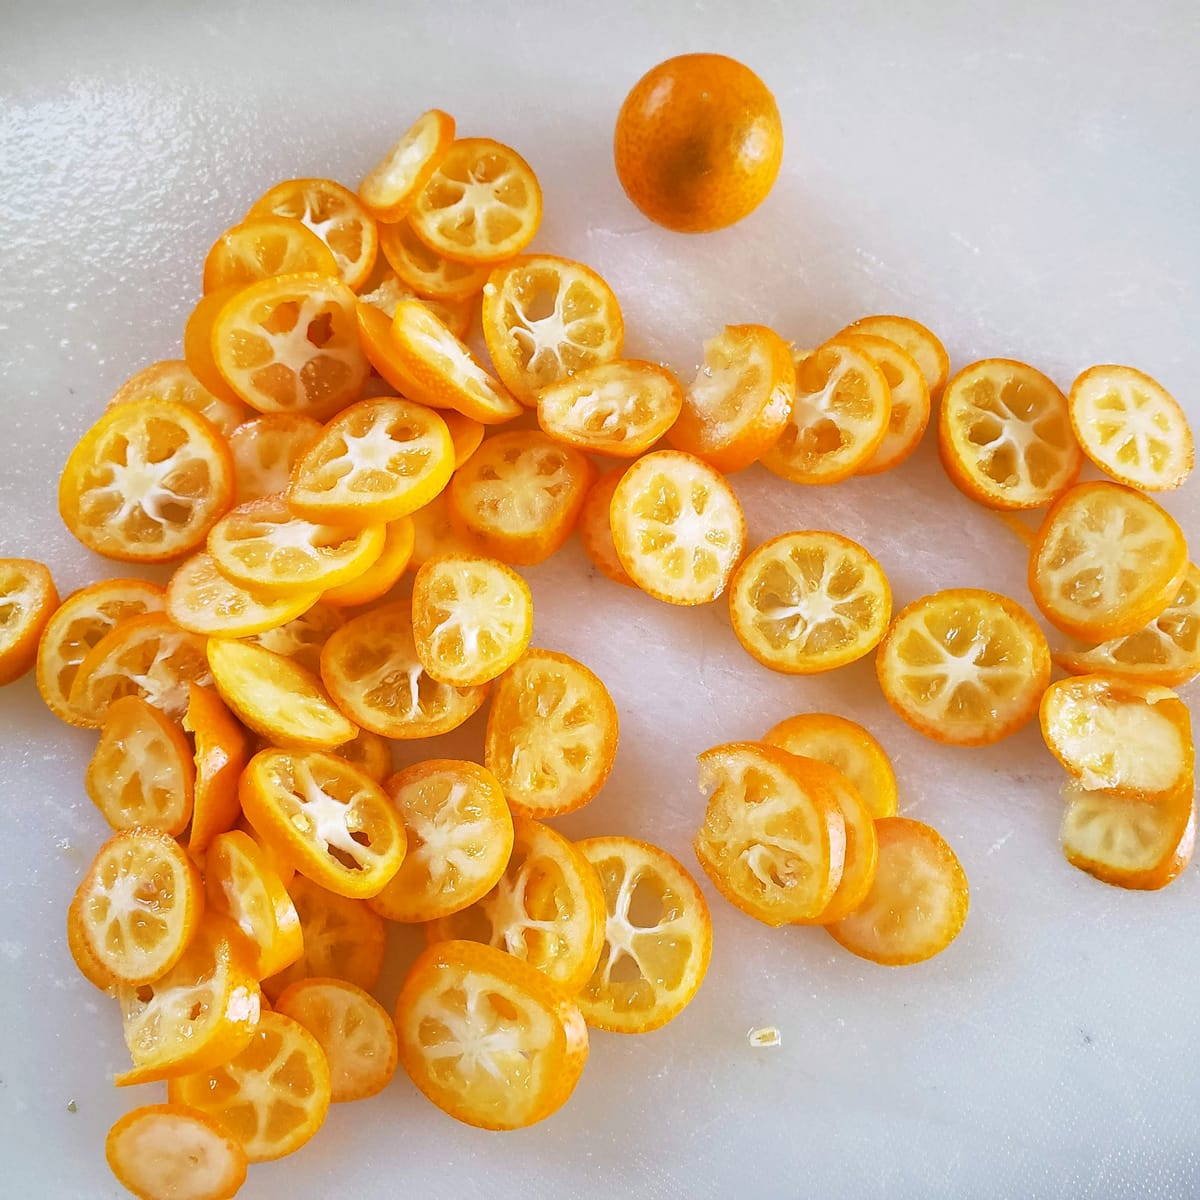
<box><xmin>168</xmin><ymin>1011</ymin><xmax>331</xmax><ymax>1161</ymax></box>
<box><xmin>183</xmin><ymin>683</ymin><xmax>250</xmax><ymax>857</ymax></box>
<box><xmin>574</xmin><ymin>836</ymin><xmax>712</xmax><ymax>1034</ymax></box>
<box><xmin>427</xmin><ymin>815</ymin><xmax>606</xmax><ymax>994</ymax></box>
<box><xmin>86</xmin><ymin>695</ymin><xmax>195</xmax><ymax>835</ymax></box>
<box><xmin>693</xmin><ymin>741</ymin><xmax>846</xmax><ymax>926</ymax></box>
<box><xmin>227</xmin><ymin>412</ymin><xmax>322</xmax><ymax>504</ymax></box>
<box><xmin>359</xmin><ymin>109</ymin><xmax>456</xmax><ymax>221</ymax></box>
<box><xmin>762</xmin><ymin>712</ymin><xmax>898</xmax><ymax>819</ymax></box>
<box><xmin>207</xmin><ymin>493</ymin><xmax>385</xmax><ymax>597</ymax></box>
<box><xmin>410</xmin><ymin>138</ymin><xmax>542</xmax><ymax>265</ymax></box>
<box><xmin>0</xmin><ymin>558</ymin><xmax>57</xmax><ymax>686</ymax></box>
<box><xmin>68</xmin><ymin>890</ymin><xmax>118</xmax><ymax>992</ymax></box>
<box><xmin>69</xmin><ymin>613</ymin><xmax>211</xmax><ymax>726</ymax></box>
<box><xmin>536</xmin><ymin>359</ymin><xmax>683</xmax><ymax>457</ymax></box>
<box><xmin>442</xmin><ymin>410</ymin><xmax>485</xmax><ymax>467</ymax></box>
<box><xmin>248</xmin><ymin>177</ymin><xmax>378</xmax><ymax>291</ymax></box>
<box><xmin>839</xmin><ymin>314</ymin><xmax>949</xmax><ymax>399</ymax></box>
<box><xmin>35</xmin><ymin>578</ymin><xmax>164</xmax><ymax>725</ymax></box>
<box><xmin>839</xmin><ymin>333</ymin><xmax>931</xmax><ymax>474</ymax></box>
<box><xmin>1028</xmin><ymin>480</ymin><xmax>1188</xmax><ymax>642</ymax></box>
<box><xmin>358</xmin><ymin>266</ymin><xmax>474</xmax><ymax>339</ymax></box>
<box><xmin>448</xmin><ymin>430</ymin><xmax>594</xmax><ymax>565</ymax></box>
<box><xmin>1052</xmin><ymin>562</ymin><xmax>1200</xmax><ymax>687</ymax></box>
<box><xmin>275</xmin><ymin>978</ymin><xmax>398</xmax><ymax>1102</ymax></box>
<box><xmin>394</xmin><ymin>940</ymin><xmax>587</xmax><ymax>1130</ymax></box>
<box><xmin>321</xmin><ymin>516</ymin><xmax>414</xmax><ymax>607</ymax></box>
<box><xmin>609</xmin><ymin>449</ymin><xmax>746</xmax><ymax>605</ymax></box>
<box><xmin>826</xmin><ymin>817</ymin><xmax>969</xmax><ymax>965</ymax></box>
<box><xmin>184</xmin><ymin>285</ymin><xmax>250</xmax><ymax>408</ymax></box>
<box><xmin>367</xmin><ymin>759</ymin><xmax>513</xmax><ymax>923</ymax></box>
<box><xmin>108</xmin><ymin>358</ymin><xmax>247</xmax><ymax>438</ymax></box>
<box><xmin>407</xmin><ymin>490</ymin><xmax>490</xmax><ymax>569</ymax></box>
<box><xmin>482</xmin><ymin>254</ymin><xmax>623</xmax><ymax>404</ymax></box>
<box><xmin>105</xmin><ymin>1104</ymin><xmax>248</xmax><ymax>1200</ymax></box>
<box><xmin>167</xmin><ymin>551</ymin><xmax>318</xmax><ymax>638</ymax></box>
<box><xmin>938</xmin><ymin>358</ymin><xmax>1082</xmax><ymax>509</ymax></box>
<box><xmin>667</xmin><ymin>324</ymin><xmax>795</xmax><ymax>472</ymax></box>
<box><xmin>411</xmin><ymin>553</ymin><xmax>533</xmax><ymax>687</ymax></box>
<box><xmin>287</xmin><ymin>395</ymin><xmax>453</xmax><ymax>525</ymax></box>
<box><xmin>241</xmin><ymin>747</ymin><xmax>406</xmax><ymax>899</ymax></box>
<box><xmin>59</xmin><ymin>400</ymin><xmax>234</xmax><ymax>563</ymax></box>
<box><xmin>577</xmin><ymin>467</ymin><xmax>636</xmax><ymax>587</ymax></box>
<box><xmin>729</xmin><ymin>531</ymin><xmax>891</xmax><ymax>674</ymax></box>
<box><xmin>207</xmin><ymin>638</ymin><xmax>357</xmax><ymax>750</ymax></box>
<box><xmin>761</xmin><ymin>339</ymin><xmax>891</xmax><ymax>485</ymax></box>
<box><xmin>876</xmin><ymin>588</ymin><xmax>1050</xmax><ymax>746</ymax></box>
<box><xmin>377</xmin><ymin>218</ymin><xmax>491</xmax><ymax>301</ymax></box>
<box><xmin>203</xmin><ymin>216</ymin><xmax>339</xmax><ymax>293</ymax></box>
<box><xmin>330</xmin><ymin>727</ymin><xmax>392</xmax><ymax>784</ymax></box>
<box><xmin>1040</xmin><ymin>674</ymin><xmax>1194</xmax><ymax>801</ymax></box>
<box><xmin>245</xmin><ymin>600</ymin><xmax>344</xmax><ymax>673</ymax></box>
<box><xmin>319</xmin><ymin>601</ymin><xmax>490</xmax><ymax>738</ymax></box>
<box><xmin>1068</xmin><ymin>364</ymin><xmax>1192</xmax><ymax>491</ymax></box>
<box><xmin>485</xmin><ymin>647</ymin><xmax>618</xmax><ymax>818</ymax></box>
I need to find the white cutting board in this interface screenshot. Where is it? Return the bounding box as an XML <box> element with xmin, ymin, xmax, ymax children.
<box><xmin>2</xmin><ymin>2</ymin><xmax>1198</xmax><ymax>1196</ymax></box>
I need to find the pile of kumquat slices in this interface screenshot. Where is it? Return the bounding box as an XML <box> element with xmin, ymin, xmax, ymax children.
<box><xmin>0</xmin><ymin>106</ymin><xmax>1196</xmax><ymax>1200</ymax></box>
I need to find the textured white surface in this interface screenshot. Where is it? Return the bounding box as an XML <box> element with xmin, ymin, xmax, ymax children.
<box><xmin>2</xmin><ymin>1</ymin><xmax>1199</xmax><ymax>1197</ymax></box>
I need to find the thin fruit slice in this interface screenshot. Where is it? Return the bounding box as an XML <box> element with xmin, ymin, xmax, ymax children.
<box><xmin>86</xmin><ymin>695</ymin><xmax>195</xmax><ymax>835</ymax></box>
<box><xmin>1068</xmin><ymin>364</ymin><xmax>1192</xmax><ymax>491</ymax></box>
<box><xmin>68</xmin><ymin>890</ymin><xmax>118</xmax><ymax>992</ymax></box>
<box><xmin>762</xmin><ymin>712</ymin><xmax>898</xmax><ymax>819</ymax></box>
<box><xmin>275</xmin><ymin>978</ymin><xmax>398</xmax><ymax>1102</ymax></box>
<box><xmin>1052</xmin><ymin>563</ymin><xmax>1200</xmax><ymax>687</ymax></box>
<box><xmin>378</xmin><ymin>218</ymin><xmax>491</xmax><ymax>301</ymax></box>
<box><xmin>228</xmin><ymin>413</ymin><xmax>322</xmax><ymax>504</ymax></box>
<box><xmin>76</xmin><ymin>828</ymin><xmax>204</xmax><ymax>986</ymax></box>
<box><xmin>578</xmin><ymin>467</ymin><xmax>636</xmax><ymax>587</ymax></box>
<box><xmin>368</xmin><ymin>760</ymin><xmax>513</xmax><ymax>923</ymax></box>
<box><xmin>0</xmin><ymin>558</ymin><xmax>58</xmax><ymax>686</ymax></box>
<box><xmin>410</xmin><ymin>138</ymin><xmax>542</xmax><ymax>265</ymax></box>
<box><xmin>574</xmin><ymin>837</ymin><xmax>712</xmax><ymax>1034</ymax></box>
<box><xmin>359</xmin><ymin>268</ymin><xmax>473</xmax><ymax>339</ymax></box>
<box><xmin>839</xmin><ymin>333</ymin><xmax>931</xmax><ymax>474</ymax></box>
<box><xmin>35</xmin><ymin>578</ymin><xmax>164</xmax><ymax>725</ymax></box>
<box><xmin>332</xmin><ymin>728</ymin><xmax>393</xmax><ymax>784</ymax></box>
<box><xmin>394</xmin><ymin>940</ymin><xmax>587</xmax><ymax>1130</ymax></box>
<box><xmin>248</xmin><ymin>177</ymin><xmax>378</xmax><ymax>291</ymax></box>
<box><xmin>212</xmin><ymin>272</ymin><xmax>370</xmax><ymax>419</ymax></box>
<box><xmin>106</xmin><ymin>1104</ymin><xmax>248</xmax><ymax>1200</ymax></box>
<box><xmin>1061</xmin><ymin>777</ymin><xmax>1194</xmax><ymax>891</ymax></box>
<box><xmin>537</xmin><ymin>360</ymin><xmax>683</xmax><ymax>458</ymax></box>
<box><xmin>203</xmin><ymin>216</ymin><xmax>339</xmax><ymax>293</ymax></box>
<box><xmin>261</xmin><ymin>875</ymin><xmax>385</xmax><ymax>1001</ymax></box>
<box><xmin>115</xmin><ymin>914</ymin><xmax>261</xmax><ymax>1087</ymax></box>
<box><xmin>485</xmin><ymin>648</ymin><xmax>618</xmax><ymax>818</ymax></box>
<box><xmin>787</xmin><ymin>756</ymin><xmax>879</xmax><ymax>925</ymax></box>
<box><xmin>728</xmin><ymin>530</ymin><xmax>891</xmax><ymax>674</ymax></box>
<box><xmin>359</xmin><ymin>109</ymin><xmax>456</xmax><ymax>221</ymax></box>
<box><xmin>693</xmin><ymin>742</ymin><xmax>847</xmax><ymax>926</ymax></box>
<box><xmin>411</xmin><ymin>553</ymin><xmax>533</xmax><ymax>687</ymax></box>
<box><xmin>876</xmin><ymin>588</ymin><xmax>1050</xmax><ymax>746</ymax></box>
<box><xmin>108</xmin><ymin>359</ymin><xmax>247</xmax><ymax>439</ymax></box>
<box><xmin>168</xmin><ymin>1011</ymin><xmax>331</xmax><ymax>1162</ymax></box>
<box><xmin>246</xmin><ymin>601</ymin><xmax>343</xmax><ymax>673</ymax></box>
<box><xmin>287</xmin><ymin>396</ymin><xmax>453</xmax><ymax>525</ymax></box>
<box><xmin>241</xmin><ymin>748</ymin><xmax>406</xmax><ymax>898</ymax></box>
<box><xmin>938</xmin><ymin>358</ymin><xmax>1082</xmax><ymax>509</ymax></box>
<box><xmin>839</xmin><ymin>314</ymin><xmax>949</xmax><ymax>399</ymax></box>
<box><xmin>427</xmin><ymin>816</ymin><xmax>606</xmax><ymax>994</ymax></box>
<box><xmin>443</xmin><ymin>410</ymin><xmax>485</xmax><ymax>467</ymax></box>
<box><xmin>407</xmin><ymin>490</ymin><xmax>490</xmax><ymax>569</ymax></box>
<box><xmin>59</xmin><ymin>400</ymin><xmax>234</xmax><ymax>563</ymax></box>
<box><xmin>167</xmin><ymin>552</ymin><xmax>318</xmax><ymax>638</ymax></box>
<box><xmin>482</xmin><ymin>255</ymin><xmax>623</xmax><ymax>404</ymax></box>
<box><xmin>207</xmin><ymin>639</ymin><xmax>356</xmax><ymax>750</ymax></box>
<box><xmin>207</xmin><ymin>493</ymin><xmax>385</xmax><ymax>597</ymax></box>
<box><xmin>184</xmin><ymin>286</ymin><xmax>250</xmax><ymax>407</ymax></box>
<box><xmin>761</xmin><ymin>339</ymin><xmax>891</xmax><ymax>485</ymax></box>
<box><xmin>387</xmin><ymin>299</ymin><xmax>523</xmax><ymax>423</ymax></box>
<box><xmin>609</xmin><ymin>449</ymin><xmax>746</xmax><ymax>605</ymax></box>
<box><xmin>321</xmin><ymin>516</ymin><xmax>414</xmax><ymax>607</ymax></box>
<box><xmin>184</xmin><ymin>684</ymin><xmax>250</xmax><ymax>857</ymax></box>
<box><xmin>1040</xmin><ymin>674</ymin><xmax>1194</xmax><ymax>801</ymax></box>
<box><xmin>206</xmin><ymin>830</ymin><xmax>303</xmax><ymax>980</ymax></box>
<box><xmin>826</xmin><ymin>817</ymin><xmax>969</xmax><ymax>966</ymax></box>
<box><xmin>667</xmin><ymin>324</ymin><xmax>795</xmax><ymax>472</ymax></box>
<box><xmin>1028</xmin><ymin>480</ymin><xmax>1188</xmax><ymax>642</ymax></box>
<box><xmin>69</xmin><ymin>613</ymin><xmax>211</xmax><ymax>726</ymax></box>
<box><xmin>448</xmin><ymin>430</ymin><xmax>594</xmax><ymax>565</ymax></box>
<box><xmin>320</xmin><ymin>601</ymin><xmax>490</xmax><ymax>738</ymax></box>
